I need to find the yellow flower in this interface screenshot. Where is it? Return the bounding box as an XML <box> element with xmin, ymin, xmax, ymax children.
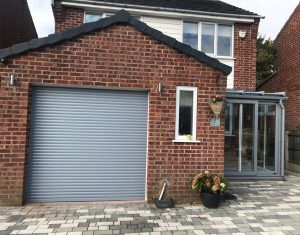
<box><xmin>220</xmin><ymin>183</ymin><xmax>226</xmax><ymax>188</ymax></box>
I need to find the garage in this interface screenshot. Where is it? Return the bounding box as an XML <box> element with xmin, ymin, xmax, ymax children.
<box><xmin>26</xmin><ymin>86</ymin><xmax>148</xmax><ymax>203</ymax></box>
<box><xmin>0</xmin><ymin>10</ymin><xmax>233</xmax><ymax>205</ymax></box>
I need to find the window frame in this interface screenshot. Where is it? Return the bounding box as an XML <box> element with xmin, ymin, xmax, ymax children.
<box><xmin>84</xmin><ymin>12</ymin><xmax>105</xmax><ymax>23</ymax></box>
<box><xmin>175</xmin><ymin>87</ymin><xmax>198</xmax><ymax>142</ymax></box>
<box><xmin>182</xmin><ymin>21</ymin><xmax>234</xmax><ymax>59</ymax></box>
<box><xmin>200</xmin><ymin>22</ymin><xmax>216</xmax><ymax>55</ymax></box>
<box><xmin>84</xmin><ymin>11</ymin><xmax>141</xmax><ymax>23</ymax></box>
<box><xmin>216</xmin><ymin>24</ymin><xmax>234</xmax><ymax>57</ymax></box>
<box><xmin>182</xmin><ymin>21</ymin><xmax>199</xmax><ymax>50</ymax></box>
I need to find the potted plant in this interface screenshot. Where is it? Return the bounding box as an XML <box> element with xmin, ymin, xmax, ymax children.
<box><xmin>192</xmin><ymin>171</ymin><xmax>227</xmax><ymax>208</ymax></box>
<box><xmin>208</xmin><ymin>95</ymin><xmax>224</xmax><ymax>118</ymax></box>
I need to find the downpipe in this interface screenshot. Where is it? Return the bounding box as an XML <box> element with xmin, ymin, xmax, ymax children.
<box><xmin>279</xmin><ymin>99</ymin><xmax>285</xmax><ymax>177</ymax></box>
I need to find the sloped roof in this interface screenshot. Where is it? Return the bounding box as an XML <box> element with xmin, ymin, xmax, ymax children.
<box><xmin>0</xmin><ymin>10</ymin><xmax>231</xmax><ymax>75</ymax></box>
<box><xmin>60</xmin><ymin>0</ymin><xmax>260</xmax><ymax>18</ymax></box>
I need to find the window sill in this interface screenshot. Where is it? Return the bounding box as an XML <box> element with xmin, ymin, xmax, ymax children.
<box><xmin>173</xmin><ymin>140</ymin><xmax>202</xmax><ymax>143</ymax></box>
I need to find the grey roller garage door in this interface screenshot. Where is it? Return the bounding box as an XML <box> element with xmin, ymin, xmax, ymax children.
<box><xmin>26</xmin><ymin>87</ymin><xmax>148</xmax><ymax>203</ymax></box>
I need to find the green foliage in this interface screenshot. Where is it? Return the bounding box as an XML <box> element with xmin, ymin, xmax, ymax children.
<box><xmin>257</xmin><ymin>35</ymin><xmax>277</xmax><ymax>85</ymax></box>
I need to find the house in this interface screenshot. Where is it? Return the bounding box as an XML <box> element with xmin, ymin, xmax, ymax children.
<box><xmin>0</xmin><ymin>0</ymin><xmax>286</xmax><ymax>206</ymax></box>
<box><xmin>0</xmin><ymin>0</ymin><xmax>37</xmax><ymax>49</ymax></box>
<box><xmin>258</xmin><ymin>3</ymin><xmax>300</xmax><ymax>172</ymax></box>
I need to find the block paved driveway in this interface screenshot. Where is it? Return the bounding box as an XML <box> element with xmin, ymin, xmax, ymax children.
<box><xmin>1</xmin><ymin>175</ymin><xmax>300</xmax><ymax>235</ymax></box>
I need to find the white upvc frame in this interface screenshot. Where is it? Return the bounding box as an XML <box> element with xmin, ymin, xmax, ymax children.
<box><xmin>175</xmin><ymin>87</ymin><xmax>198</xmax><ymax>142</ymax></box>
<box><xmin>216</xmin><ymin>23</ymin><xmax>234</xmax><ymax>58</ymax></box>
<box><xmin>181</xmin><ymin>21</ymin><xmax>199</xmax><ymax>50</ymax></box>
<box><xmin>84</xmin><ymin>11</ymin><xmax>140</xmax><ymax>23</ymax></box>
<box><xmin>83</xmin><ymin>11</ymin><xmax>106</xmax><ymax>23</ymax></box>
<box><xmin>182</xmin><ymin>21</ymin><xmax>234</xmax><ymax>59</ymax></box>
<box><xmin>200</xmin><ymin>22</ymin><xmax>217</xmax><ymax>56</ymax></box>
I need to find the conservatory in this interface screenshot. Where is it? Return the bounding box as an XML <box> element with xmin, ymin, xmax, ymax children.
<box><xmin>225</xmin><ymin>90</ymin><xmax>287</xmax><ymax>178</ymax></box>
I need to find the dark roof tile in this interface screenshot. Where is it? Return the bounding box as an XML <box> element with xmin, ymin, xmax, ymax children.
<box><xmin>89</xmin><ymin>0</ymin><xmax>260</xmax><ymax>17</ymax></box>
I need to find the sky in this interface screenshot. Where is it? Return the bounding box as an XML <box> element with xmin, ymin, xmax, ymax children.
<box><xmin>27</xmin><ymin>0</ymin><xmax>299</xmax><ymax>39</ymax></box>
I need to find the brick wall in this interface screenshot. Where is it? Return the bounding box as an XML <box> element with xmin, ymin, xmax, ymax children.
<box><xmin>53</xmin><ymin>2</ymin><xmax>84</xmax><ymax>33</ymax></box>
<box><xmin>234</xmin><ymin>19</ymin><xmax>259</xmax><ymax>90</ymax></box>
<box><xmin>53</xmin><ymin>4</ymin><xmax>259</xmax><ymax>91</ymax></box>
<box><xmin>0</xmin><ymin>24</ymin><xmax>227</xmax><ymax>206</ymax></box>
<box><xmin>259</xmin><ymin>4</ymin><xmax>300</xmax><ymax>131</ymax></box>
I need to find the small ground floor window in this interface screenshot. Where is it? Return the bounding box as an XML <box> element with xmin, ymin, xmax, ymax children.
<box><xmin>175</xmin><ymin>87</ymin><xmax>197</xmax><ymax>142</ymax></box>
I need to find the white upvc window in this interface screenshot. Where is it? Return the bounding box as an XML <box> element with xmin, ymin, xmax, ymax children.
<box><xmin>175</xmin><ymin>87</ymin><xmax>198</xmax><ymax>142</ymax></box>
<box><xmin>217</xmin><ymin>24</ymin><xmax>233</xmax><ymax>57</ymax></box>
<box><xmin>182</xmin><ymin>22</ymin><xmax>198</xmax><ymax>49</ymax></box>
<box><xmin>84</xmin><ymin>12</ymin><xmax>114</xmax><ymax>23</ymax></box>
<box><xmin>201</xmin><ymin>23</ymin><xmax>215</xmax><ymax>54</ymax></box>
<box><xmin>182</xmin><ymin>21</ymin><xmax>233</xmax><ymax>58</ymax></box>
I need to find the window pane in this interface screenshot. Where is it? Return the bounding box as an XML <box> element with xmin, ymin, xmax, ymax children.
<box><xmin>201</xmin><ymin>23</ymin><xmax>215</xmax><ymax>54</ymax></box>
<box><xmin>225</xmin><ymin>104</ymin><xmax>231</xmax><ymax>132</ymax></box>
<box><xmin>179</xmin><ymin>91</ymin><xmax>194</xmax><ymax>136</ymax></box>
<box><xmin>183</xmin><ymin>22</ymin><xmax>198</xmax><ymax>49</ymax></box>
<box><xmin>217</xmin><ymin>25</ymin><xmax>232</xmax><ymax>56</ymax></box>
<box><xmin>84</xmin><ymin>13</ymin><xmax>103</xmax><ymax>23</ymax></box>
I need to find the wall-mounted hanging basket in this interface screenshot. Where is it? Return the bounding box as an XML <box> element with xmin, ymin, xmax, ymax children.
<box><xmin>208</xmin><ymin>100</ymin><xmax>224</xmax><ymax>118</ymax></box>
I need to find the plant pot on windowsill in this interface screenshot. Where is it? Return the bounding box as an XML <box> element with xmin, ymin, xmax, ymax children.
<box><xmin>208</xmin><ymin>97</ymin><xmax>224</xmax><ymax>118</ymax></box>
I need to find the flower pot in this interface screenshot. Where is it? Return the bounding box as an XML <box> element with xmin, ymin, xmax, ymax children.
<box><xmin>200</xmin><ymin>192</ymin><xmax>221</xmax><ymax>208</ymax></box>
<box><xmin>208</xmin><ymin>101</ymin><xmax>224</xmax><ymax>118</ymax></box>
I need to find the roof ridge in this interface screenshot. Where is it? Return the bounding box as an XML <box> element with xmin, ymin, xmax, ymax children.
<box><xmin>0</xmin><ymin>10</ymin><xmax>231</xmax><ymax>75</ymax></box>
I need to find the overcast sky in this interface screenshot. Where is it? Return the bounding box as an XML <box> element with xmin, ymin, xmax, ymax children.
<box><xmin>27</xmin><ymin>0</ymin><xmax>299</xmax><ymax>39</ymax></box>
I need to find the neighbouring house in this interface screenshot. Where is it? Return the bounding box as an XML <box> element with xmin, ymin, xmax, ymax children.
<box><xmin>258</xmin><ymin>3</ymin><xmax>300</xmax><ymax>172</ymax></box>
<box><xmin>0</xmin><ymin>0</ymin><xmax>37</xmax><ymax>49</ymax></box>
<box><xmin>0</xmin><ymin>0</ymin><xmax>286</xmax><ymax>206</ymax></box>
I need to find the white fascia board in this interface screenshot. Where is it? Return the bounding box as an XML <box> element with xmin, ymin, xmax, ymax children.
<box><xmin>61</xmin><ymin>0</ymin><xmax>258</xmax><ymax>23</ymax></box>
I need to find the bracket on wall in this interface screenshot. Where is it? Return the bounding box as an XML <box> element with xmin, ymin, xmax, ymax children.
<box><xmin>8</xmin><ymin>74</ymin><xmax>21</xmax><ymax>87</ymax></box>
<box><xmin>157</xmin><ymin>82</ymin><xmax>163</xmax><ymax>94</ymax></box>
<box><xmin>216</xmin><ymin>74</ymin><xmax>221</xmax><ymax>86</ymax></box>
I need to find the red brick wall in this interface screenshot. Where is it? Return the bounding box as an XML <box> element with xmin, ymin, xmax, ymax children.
<box><xmin>0</xmin><ymin>24</ymin><xmax>226</xmax><ymax>206</ymax></box>
<box><xmin>53</xmin><ymin>2</ymin><xmax>84</xmax><ymax>33</ymax></box>
<box><xmin>259</xmin><ymin>4</ymin><xmax>300</xmax><ymax>131</ymax></box>
<box><xmin>53</xmin><ymin>4</ymin><xmax>259</xmax><ymax>91</ymax></box>
<box><xmin>234</xmin><ymin>19</ymin><xmax>259</xmax><ymax>90</ymax></box>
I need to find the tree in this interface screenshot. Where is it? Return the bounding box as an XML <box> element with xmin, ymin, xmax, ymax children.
<box><xmin>256</xmin><ymin>35</ymin><xmax>277</xmax><ymax>85</ymax></box>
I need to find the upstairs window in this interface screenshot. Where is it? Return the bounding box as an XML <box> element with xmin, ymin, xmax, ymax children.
<box><xmin>201</xmin><ymin>23</ymin><xmax>215</xmax><ymax>54</ymax></box>
<box><xmin>84</xmin><ymin>13</ymin><xmax>102</xmax><ymax>23</ymax></box>
<box><xmin>217</xmin><ymin>25</ymin><xmax>233</xmax><ymax>57</ymax></box>
<box><xmin>183</xmin><ymin>22</ymin><xmax>198</xmax><ymax>49</ymax></box>
<box><xmin>183</xmin><ymin>21</ymin><xmax>233</xmax><ymax>57</ymax></box>
<box><xmin>175</xmin><ymin>87</ymin><xmax>197</xmax><ymax>141</ymax></box>
<box><xmin>84</xmin><ymin>13</ymin><xmax>114</xmax><ymax>23</ymax></box>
